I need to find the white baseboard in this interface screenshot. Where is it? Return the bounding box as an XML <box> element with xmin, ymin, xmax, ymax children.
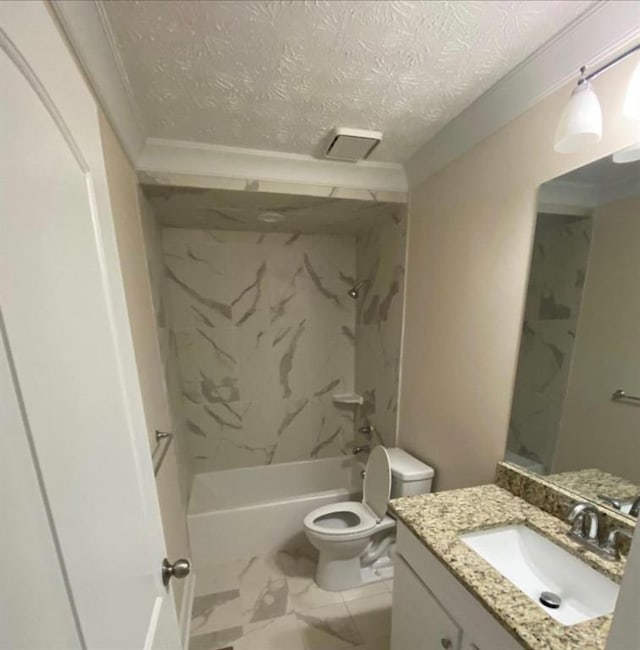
<box><xmin>179</xmin><ymin>570</ymin><xmax>196</xmax><ymax>650</ymax></box>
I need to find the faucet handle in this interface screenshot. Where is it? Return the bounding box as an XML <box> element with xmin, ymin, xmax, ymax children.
<box><xmin>598</xmin><ymin>494</ymin><xmax>622</xmax><ymax>510</ymax></box>
<box><xmin>358</xmin><ymin>424</ymin><xmax>374</xmax><ymax>437</ymax></box>
<box><xmin>602</xmin><ymin>527</ymin><xmax>633</xmax><ymax>560</ymax></box>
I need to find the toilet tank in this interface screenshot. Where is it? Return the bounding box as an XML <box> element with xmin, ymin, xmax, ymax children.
<box><xmin>387</xmin><ymin>447</ymin><xmax>435</xmax><ymax>498</ymax></box>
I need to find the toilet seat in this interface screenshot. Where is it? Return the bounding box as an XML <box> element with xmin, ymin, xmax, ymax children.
<box><xmin>304</xmin><ymin>501</ymin><xmax>378</xmax><ymax>537</ymax></box>
<box><xmin>303</xmin><ymin>446</ymin><xmax>393</xmax><ymax>540</ymax></box>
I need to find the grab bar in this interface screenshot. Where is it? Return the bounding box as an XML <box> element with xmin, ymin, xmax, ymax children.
<box><xmin>153</xmin><ymin>430</ymin><xmax>173</xmax><ymax>476</ymax></box>
<box><xmin>612</xmin><ymin>389</ymin><xmax>640</xmax><ymax>404</ymax></box>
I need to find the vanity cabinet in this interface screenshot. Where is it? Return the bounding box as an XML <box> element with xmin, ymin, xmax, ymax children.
<box><xmin>391</xmin><ymin>522</ymin><xmax>523</xmax><ymax>650</ymax></box>
<box><xmin>392</xmin><ymin>555</ymin><xmax>461</xmax><ymax>650</ymax></box>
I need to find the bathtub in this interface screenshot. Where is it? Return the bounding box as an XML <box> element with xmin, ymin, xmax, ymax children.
<box><xmin>188</xmin><ymin>456</ymin><xmax>359</xmax><ymax>568</ymax></box>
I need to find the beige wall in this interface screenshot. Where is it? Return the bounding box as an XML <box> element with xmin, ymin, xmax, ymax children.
<box><xmin>99</xmin><ymin>112</ymin><xmax>191</xmax><ymax>612</ymax></box>
<box><xmin>399</xmin><ymin>55</ymin><xmax>639</xmax><ymax>491</ymax></box>
<box><xmin>552</xmin><ymin>196</ymin><xmax>640</xmax><ymax>481</ymax></box>
<box><xmin>138</xmin><ymin>194</ymin><xmax>193</xmax><ymax>506</ymax></box>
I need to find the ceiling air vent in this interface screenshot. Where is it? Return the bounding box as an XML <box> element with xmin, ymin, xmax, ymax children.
<box><xmin>325</xmin><ymin>127</ymin><xmax>382</xmax><ymax>162</ymax></box>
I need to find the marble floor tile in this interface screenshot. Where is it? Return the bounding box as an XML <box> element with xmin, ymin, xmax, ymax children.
<box><xmin>238</xmin><ymin>552</ymin><xmax>293</xmax><ymax>623</ymax></box>
<box><xmin>345</xmin><ymin>592</ymin><xmax>392</xmax><ymax>647</ymax></box>
<box><xmin>296</xmin><ymin>602</ymin><xmax>363</xmax><ymax>650</ymax></box>
<box><xmin>288</xmin><ymin>574</ymin><xmax>345</xmax><ymax>611</ymax></box>
<box><xmin>234</xmin><ymin>614</ymin><xmax>306</xmax><ymax>650</ymax></box>
<box><xmin>241</xmin><ymin>574</ymin><xmax>292</xmax><ymax>624</ymax></box>
<box><xmin>275</xmin><ymin>545</ymin><xmax>317</xmax><ymax>579</ymax></box>
<box><xmin>339</xmin><ymin>580</ymin><xmax>389</xmax><ymax>603</ymax></box>
<box><xmin>191</xmin><ymin>589</ymin><xmax>243</xmax><ymax>637</ymax></box>
<box><xmin>194</xmin><ymin>560</ymin><xmax>244</xmax><ymax>596</ymax></box>
<box><xmin>190</xmin><ymin>554</ymin><xmax>395</xmax><ymax>650</ymax></box>
<box><xmin>189</xmin><ymin>625</ymin><xmax>243</xmax><ymax>650</ymax></box>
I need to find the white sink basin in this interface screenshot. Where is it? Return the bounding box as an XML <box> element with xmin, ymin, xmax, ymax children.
<box><xmin>460</xmin><ymin>525</ymin><xmax>619</xmax><ymax>625</ymax></box>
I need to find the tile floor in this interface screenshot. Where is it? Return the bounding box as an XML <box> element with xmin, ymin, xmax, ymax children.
<box><xmin>189</xmin><ymin>548</ymin><xmax>392</xmax><ymax>650</ymax></box>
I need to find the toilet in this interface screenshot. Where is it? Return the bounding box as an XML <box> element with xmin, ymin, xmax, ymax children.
<box><xmin>303</xmin><ymin>446</ymin><xmax>434</xmax><ymax>591</ymax></box>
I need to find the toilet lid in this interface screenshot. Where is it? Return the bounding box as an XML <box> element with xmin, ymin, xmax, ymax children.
<box><xmin>363</xmin><ymin>446</ymin><xmax>391</xmax><ymax>521</ymax></box>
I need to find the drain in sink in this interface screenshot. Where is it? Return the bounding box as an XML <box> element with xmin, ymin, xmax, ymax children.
<box><xmin>539</xmin><ymin>591</ymin><xmax>561</xmax><ymax>609</ymax></box>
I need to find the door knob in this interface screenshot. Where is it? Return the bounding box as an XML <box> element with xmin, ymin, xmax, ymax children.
<box><xmin>162</xmin><ymin>558</ymin><xmax>191</xmax><ymax>587</ymax></box>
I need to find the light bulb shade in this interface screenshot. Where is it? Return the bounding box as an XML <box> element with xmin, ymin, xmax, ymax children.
<box><xmin>554</xmin><ymin>81</ymin><xmax>603</xmax><ymax>154</ymax></box>
<box><xmin>612</xmin><ymin>142</ymin><xmax>640</xmax><ymax>163</ymax></box>
<box><xmin>623</xmin><ymin>61</ymin><xmax>640</xmax><ymax>120</ymax></box>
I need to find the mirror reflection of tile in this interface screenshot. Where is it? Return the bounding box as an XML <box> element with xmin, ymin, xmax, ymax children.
<box><xmin>506</xmin><ymin>151</ymin><xmax>640</xmax><ymax>514</ymax></box>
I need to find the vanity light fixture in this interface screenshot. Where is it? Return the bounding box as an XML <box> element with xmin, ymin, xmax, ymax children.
<box><xmin>554</xmin><ymin>44</ymin><xmax>640</xmax><ymax>155</ymax></box>
<box><xmin>612</xmin><ymin>142</ymin><xmax>640</xmax><ymax>164</ymax></box>
<box><xmin>554</xmin><ymin>68</ymin><xmax>602</xmax><ymax>154</ymax></box>
<box><xmin>623</xmin><ymin>59</ymin><xmax>640</xmax><ymax>119</ymax></box>
<box><xmin>612</xmin><ymin>59</ymin><xmax>640</xmax><ymax>164</ymax></box>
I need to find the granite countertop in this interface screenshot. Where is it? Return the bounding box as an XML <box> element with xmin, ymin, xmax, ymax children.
<box><xmin>390</xmin><ymin>484</ymin><xmax>627</xmax><ymax>650</ymax></box>
<box><xmin>545</xmin><ymin>468</ymin><xmax>640</xmax><ymax>505</ymax></box>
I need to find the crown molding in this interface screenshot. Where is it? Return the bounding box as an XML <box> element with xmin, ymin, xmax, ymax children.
<box><xmin>405</xmin><ymin>1</ymin><xmax>640</xmax><ymax>189</ymax></box>
<box><xmin>50</xmin><ymin>0</ymin><xmax>146</xmax><ymax>164</ymax></box>
<box><xmin>137</xmin><ymin>138</ymin><xmax>408</xmax><ymax>193</ymax></box>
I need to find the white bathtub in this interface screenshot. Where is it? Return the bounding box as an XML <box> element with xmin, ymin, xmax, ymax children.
<box><xmin>188</xmin><ymin>456</ymin><xmax>359</xmax><ymax>568</ymax></box>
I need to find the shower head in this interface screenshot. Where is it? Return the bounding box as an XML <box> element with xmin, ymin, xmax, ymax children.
<box><xmin>348</xmin><ymin>281</ymin><xmax>364</xmax><ymax>299</ymax></box>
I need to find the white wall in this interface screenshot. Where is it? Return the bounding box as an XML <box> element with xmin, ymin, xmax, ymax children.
<box><xmin>552</xmin><ymin>196</ymin><xmax>640</xmax><ymax>481</ymax></box>
<box><xmin>399</xmin><ymin>54</ymin><xmax>639</xmax><ymax>491</ymax></box>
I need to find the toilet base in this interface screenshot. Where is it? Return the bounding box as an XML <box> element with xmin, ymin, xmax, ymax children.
<box><xmin>315</xmin><ymin>545</ymin><xmax>395</xmax><ymax>591</ymax></box>
<box><xmin>316</xmin><ymin>554</ymin><xmax>362</xmax><ymax>591</ymax></box>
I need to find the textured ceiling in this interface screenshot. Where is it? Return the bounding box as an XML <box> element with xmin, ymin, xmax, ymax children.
<box><xmin>103</xmin><ymin>0</ymin><xmax>594</xmax><ymax>163</ymax></box>
<box><xmin>142</xmin><ymin>185</ymin><xmax>402</xmax><ymax>234</ymax></box>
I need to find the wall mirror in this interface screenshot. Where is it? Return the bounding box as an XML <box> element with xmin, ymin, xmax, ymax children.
<box><xmin>505</xmin><ymin>148</ymin><xmax>640</xmax><ymax>524</ymax></box>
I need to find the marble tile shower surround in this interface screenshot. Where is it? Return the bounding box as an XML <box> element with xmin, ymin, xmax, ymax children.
<box><xmin>355</xmin><ymin>209</ymin><xmax>407</xmax><ymax>448</ymax></box>
<box><xmin>139</xmin><ymin>170</ymin><xmax>406</xmax><ymax>205</ymax></box>
<box><xmin>507</xmin><ymin>215</ymin><xmax>592</xmax><ymax>472</ymax></box>
<box><xmin>163</xmin><ymin>228</ymin><xmax>357</xmax><ymax>473</ymax></box>
<box><xmin>143</xmin><ymin>182</ymin><xmax>404</xmax><ymax>235</ymax></box>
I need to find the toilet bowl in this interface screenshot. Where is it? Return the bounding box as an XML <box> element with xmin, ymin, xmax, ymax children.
<box><xmin>303</xmin><ymin>446</ymin><xmax>434</xmax><ymax>591</ymax></box>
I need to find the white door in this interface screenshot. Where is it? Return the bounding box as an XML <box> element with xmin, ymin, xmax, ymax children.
<box><xmin>0</xmin><ymin>2</ymin><xmax>183</xmax><ymax>649</ymax></box>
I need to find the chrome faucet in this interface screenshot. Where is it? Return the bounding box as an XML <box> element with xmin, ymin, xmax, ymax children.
<box><xmin>566</xmin><ymin>503</ymin><xmax>630</xmax><ymax>561</ymax></box>
<box><xmin>602</xmin><ymin>527</ymin><xmax>633</xmax><ymax>560</ymax></box>
<box><xmin>352</xmin><ymin>445</ymin><xmax>370</xmax><ymax>455</ymax></box>
<box><xmin>568</xmin><ymin>503</ymin><xmax>600</xmax><ymax>542</ymax></box>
